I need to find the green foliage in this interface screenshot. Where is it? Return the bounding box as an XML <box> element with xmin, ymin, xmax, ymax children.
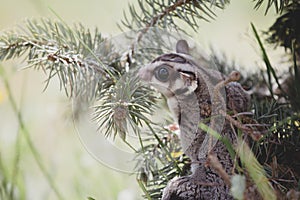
<box><xmin>93</xmin><ymin>74</ymin><xmax>157</xmax><ymax>141</ymax></box>
<box><xmin>253</xmin><ymin>0</ymin><xmax>294</xmax><ymax>14</ymax></box>
<box><xmin>252</xmin><ymin>98</ymin><xmax>300</xmax><ymax>194</ymax></box>
<box><xmin>237</xmin><ymin>138</ymin><xmax>277</xmax><ymax>200</ymax></box>
<box><xmin>0</xmin><ymin>19</ymin><xmax>109</xmax><ymax>99</ymax></box>
<box><xmin>242</xmin><ymin>22</ymin><xmax>300</xmax><ymax>195</ymax></box>
<box><xmin>0</xmin><ymin>158</ymin><xmax>23</xmax><ymax>200</ymax></box>
<box><xmin>121</xmin><ymin>0</ymin><xmax>229</xmax><ymax>32</ymax></box>
<box><xmin>251</xmin><ymin>23</ymin><xmax>281</xmax><ymax>98</ymax></box>
<box><xmin>264</xmin><ymin>1</ymin><xmax>300</xmax><ymax>111</ymax></box>
<box><xmin>0</xmin><ymin>0</ymin><xmax>300</xmax><ymax>199</ymax></box>
<box><xmin>0</xmin><ymin>65</ymin><xmax>65</xmax><ymax>200</ymax></box>
<box><xmin>135</xmin><ymin>126</ymin><xmax>190</xmax><ymax>199</ymax></box>
<box><xmin>266</xmin><ymin>0</ymin><xmax>300</xmax><ymax>52</ymax></box>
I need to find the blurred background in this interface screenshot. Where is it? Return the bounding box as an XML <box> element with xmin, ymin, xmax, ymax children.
<box><xmin>0</xmin><ymin>0</ymin><xmax>279</xmax><ymax>199</ymax></box>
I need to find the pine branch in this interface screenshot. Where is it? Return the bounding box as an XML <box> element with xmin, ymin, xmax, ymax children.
<box><xmin>0</xmin><ymin>18</ymin><xmax>115</xmax><ymax>99</ymax></box>
<box><xmin>0</xmin><ymin>18</ymin><xmax>159</xmax><ymax>141</ymax></box>
<box><xmin>93</xmin><ymin>74</ymin><xmax>158</xmax><ymax>141</ymax></box>
<box><xmin>119</xmin><ymin>0</ymin><xmax>229</xmax><ymax>61</ymax></box>
<box><xmin>135</xmin><ymin>126</ymin><xmax>190</xmax><ymax>199</ymax></box>
<box><xmin>122</xmin><ymin>0</ymin><xmax>229</xmax><ymax>33</ymax></box>
<box><xmin>253</xmin><ymin>0</ymin><xmax>294</xmax><ymax>14</ymax></box>
<box><xmin>266</xmin><ymin>1</ymin><xmax>300</xmax><ymax>53</ymax></box>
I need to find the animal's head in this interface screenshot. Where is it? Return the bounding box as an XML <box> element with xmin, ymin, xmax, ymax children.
<box><xmin>138</xmin><ymin>40</ymin><xmax>199</xmax><ymax>98</ymax></box>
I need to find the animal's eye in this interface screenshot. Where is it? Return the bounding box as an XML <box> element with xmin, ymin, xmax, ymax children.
<box><xmin>155</xmin><ymin>65</ymin><xmax>169</xmax><ymax>82</ymax></box>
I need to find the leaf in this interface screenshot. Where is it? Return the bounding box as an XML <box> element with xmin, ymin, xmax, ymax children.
<box><xmin>251</xmin><ymin>23</ymin><xmax>282</xmax><ymax>98</ymax></box>
<box><xmin>236</xmin><ymin>138</ymin><xmax>276</xmax><ymax>200</ymax></box>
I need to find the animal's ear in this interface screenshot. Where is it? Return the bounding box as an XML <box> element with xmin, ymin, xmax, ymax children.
<box><xmin>176</xmin><ymin>39</ymin><xmax>189</xmax><ymax>55</ymax></box>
